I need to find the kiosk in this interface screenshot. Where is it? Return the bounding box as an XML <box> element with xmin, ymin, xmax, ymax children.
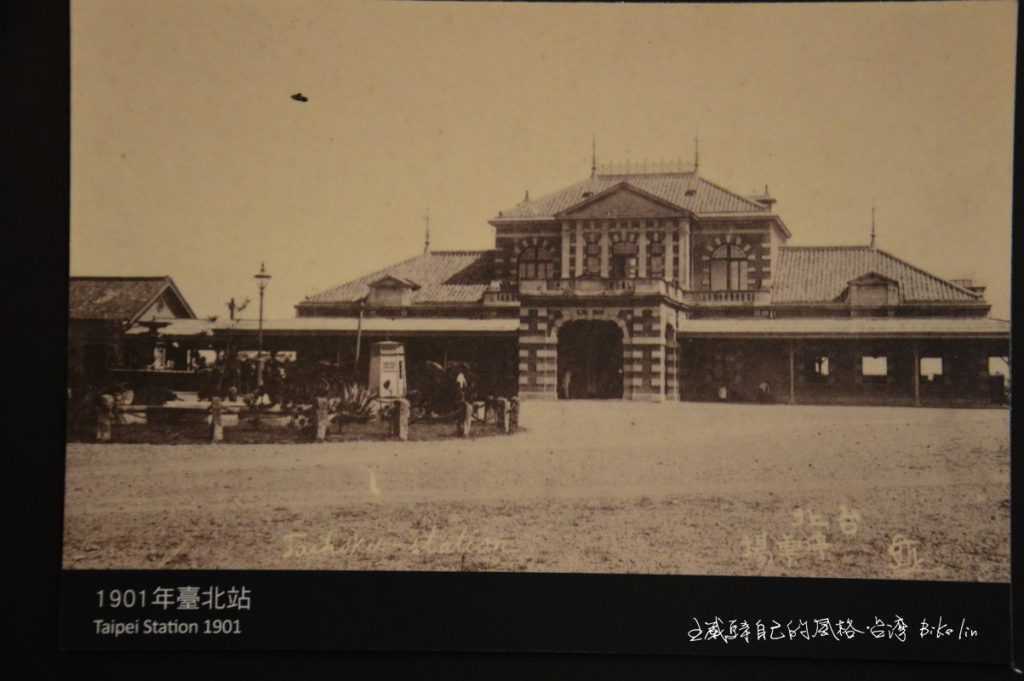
<box><xmin>368</xmin><ymin>341</ymin><xmax>406</xmax><ymax>399</ymax></box>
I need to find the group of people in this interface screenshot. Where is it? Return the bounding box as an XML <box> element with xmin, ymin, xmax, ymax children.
<box><xmin>716</xmin><ymin>380</ymin><xmax>774</xmax><ymax>403</ymax></box>
<box><xmin>558</xmin><ymin>367</ymin><xmax>624</xmax><ymax>399</ymax></box>
<box><xmin>197</xmin><ymin>350</ymin><xmax>292</xmax><ymax>402</ymax></box>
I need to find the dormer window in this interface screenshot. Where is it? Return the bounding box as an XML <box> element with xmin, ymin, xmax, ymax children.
<box><xmin>366</xmin><ymin>275</ymin><xmax>419</xmax><ymax>307</ymax></box>
<box><xmin>844</xmin><ymin>273</ymin><xmax>900</xmax><ymax>307</ymax></box>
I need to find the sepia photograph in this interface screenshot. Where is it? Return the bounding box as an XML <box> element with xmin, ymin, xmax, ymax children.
<box><xmin>63</xmin><ymin>0</ymin><xmax>1013</xmax><ymax>587</ymax></box>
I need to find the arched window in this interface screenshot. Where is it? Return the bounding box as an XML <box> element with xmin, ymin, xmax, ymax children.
<box><xmin>710</xmin><ymin>244</ymin><xmax>748</xmax><ymax>291</ymax></box>
<box><xmin>517</xmin><ymin>246</ymin><xmax>555</xmax><ymax>280</ymax></box>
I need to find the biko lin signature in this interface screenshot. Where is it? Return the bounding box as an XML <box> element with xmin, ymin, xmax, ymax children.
<box><xmin>282</xmin><ymin>527</ymin><xmax>508</xmax><ymax>558</ymax></box>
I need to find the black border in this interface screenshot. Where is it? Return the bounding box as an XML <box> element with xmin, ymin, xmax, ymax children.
<box><xmin>12</xmin><ymin>1</ymin><xmax>1022</xmax><ymax>678</ymax></box>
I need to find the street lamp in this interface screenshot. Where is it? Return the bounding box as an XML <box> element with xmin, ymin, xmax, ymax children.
<box><xmin>254</xmin><ymin>262</ymin><xmax>272</xmax><ymax>387</ymax></box>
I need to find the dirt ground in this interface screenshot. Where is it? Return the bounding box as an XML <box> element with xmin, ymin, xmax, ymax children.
<box><xmin>62</xmin><ymin>402</ymin><xmax>1009</xmax><ymax>582</ymax></box>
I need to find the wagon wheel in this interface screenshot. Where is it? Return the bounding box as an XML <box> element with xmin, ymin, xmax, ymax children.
<box><xmin>435</xmin><ymin>407</ymin><xmax>462</xmax><ymax>422</ymax></box>
<box><xmin>408</xmin><ymin>405</ymin><xmax>429</xmax><ymax>424</ymax></box>
<box><xmin>471</xmin><ymin>403</ymin><xmax>491</xmax><ymax>424</ymax></box>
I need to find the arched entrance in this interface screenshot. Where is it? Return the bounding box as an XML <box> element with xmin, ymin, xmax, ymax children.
<box><xmin>557</xmin><ymin>320</ymin><xmax>624</xmax><ymax>399</ymax></box>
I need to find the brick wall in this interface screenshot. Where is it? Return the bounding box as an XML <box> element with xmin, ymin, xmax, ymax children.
<box><xmin>495</xmin><ymin>228</ymin><xmax>562</xmax><ymax>284</ymax></box>
<box><xmin>519</xmin><ymin>303</ymin><xmax>675</xmax><ymax>402</ymax></box>
<box><xmin>690</xmin><ymin>223</ymin><xmax>772</xmax><ymax>291</ymax></box>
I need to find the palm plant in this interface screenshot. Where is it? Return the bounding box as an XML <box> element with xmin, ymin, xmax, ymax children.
<box><xmin>337</xmin><ymin>382</ymin><xmax>378</xmax><ymax>420</ymax></box>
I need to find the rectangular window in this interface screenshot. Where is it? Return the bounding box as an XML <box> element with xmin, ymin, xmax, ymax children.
<box><xmin>920</xmin><ymin>357</ymin><xmax>943</xmax><ymax>381</ymax></box>
<box><xmin>649</xmin><ymin>256</ymin><xmax>665</xmax><ymax>277</ymax></box>
<box><xmin>625</xmin><ymin>255</ymin><xmax>637</xmax><ymax>279</ymax></box>
<box><xmin>862</xmin><ymin>355</ymin><xmax>888</xmax><ymax>377</ymax></box>
<box><xmin>611</xmin><ymin>254</ymin><xmax>638</xmax><ymax>279</ymax></box>
<box><xmin>711</xmin><ymin>258</ymin><xmax>748</xmax><ymax>291</ymax></box>
<box><xmin>988</xmin><ymin>356</ymin><xmax>1009</xmax><ymax>376</ymax></box>
<box><xmin>710</xmin><ymin>260</ymin><xmax>728</xmax><ymax>290</ymax></box>
<box><xmin>729</xmin><ymin>261</ymin><xmax>748</xmax><ymax>290</ymax></box>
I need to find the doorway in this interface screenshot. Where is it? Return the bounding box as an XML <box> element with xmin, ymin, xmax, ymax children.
<box><xmin>557</xmin><ymin>320</ymin><xmax>624</xmax><ymax>399</ymax></box>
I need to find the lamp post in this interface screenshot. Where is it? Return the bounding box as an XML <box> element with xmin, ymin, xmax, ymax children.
<box><xmin>254</xmin><ymin>262</ymin><xmax>272</xmax><ymax>387</ymax></box>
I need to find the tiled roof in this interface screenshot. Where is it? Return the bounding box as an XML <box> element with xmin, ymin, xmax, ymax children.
<box><xmin>69</xmin><ymin>276</ymin><xmax>191</xmax><ymax>321</ymax></box>
<box><xmin>494</xmin><ymin>172</ymin><xmax>769</xmax><ymax>220</ymax></box>
<box><xmin>301</xmin><ymin>251</ymin><xmax>496</xmax><ymax>306</ymax></box>
<box><xmin>773</xmin><ymin>247</ymin><xmax>984</xmax><ymax>304</ymax></box>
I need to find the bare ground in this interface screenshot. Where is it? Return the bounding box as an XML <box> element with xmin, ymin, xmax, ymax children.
<box><xmin>62</xmin><ymin>402</ymin><xmax>1009</xmax><ymax>581</ymax></box>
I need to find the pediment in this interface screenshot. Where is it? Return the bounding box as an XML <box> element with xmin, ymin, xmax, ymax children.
<box><xmin>557</xmin><ymin>183</ymin><xmax>686</xmax><ymax>220</ymax></box>
<box><xmin>368</xmin><ymin>275</ymin><xmax>420</xmax><ymax>290</ymax></box>
<box><xmin>136</xmin><ymin>287</ymin><xmax>194</xmax><ymax>321</ymax></box>
<box><xmin>838</xmin><ymin>271</ymin><xmax>901</xmax><ymax>305</ymax></box>
<box><xmin>847</xmin><ymin>271</ymin><xmax>898</xmax><ymax>287</ymax></box>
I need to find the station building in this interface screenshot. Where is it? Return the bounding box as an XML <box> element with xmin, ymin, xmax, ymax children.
<box><xmin>128</xmin><ymin>160</ymin><xmax>1011</xmax><ymax>407</ymax></box>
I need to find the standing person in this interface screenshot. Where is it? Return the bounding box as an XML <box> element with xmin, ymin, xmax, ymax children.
<box><xmin>455</xmin><ymin>369</ymin><xmax>468</xmax><ymax>403</ymax></box>
<box><xmin>561</xmin><ymin>368</ymin><xmax>572</xmax><ymax>399</ymax></box>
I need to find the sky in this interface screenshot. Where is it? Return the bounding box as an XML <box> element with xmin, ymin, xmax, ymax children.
<box><xmin>71</xmin><ymin>1</ymin><xmax>1016</xmax><ymax>321</ymax></box>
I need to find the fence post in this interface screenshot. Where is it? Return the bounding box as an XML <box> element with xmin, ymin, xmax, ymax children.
<box><xmin>509</xmin><ymin>396</ymin><xmax>519</xmax><ymax>432</ymax></box>
<box><xmin>457</xmin><ymin>401</ymin><xmax>473</xmax><ymax>438</ymax></box>
<box><xmin>495</xmin><ymin>397</ymin><xmax>511</xmax><ymax>434</ymax></box>
<box><xmin>96</xmin><ymin>394</ymin><xmax>115</xmax><ymax>442</ymax></box>
<box><xmin>314</xmin><ymin>396</ymin><xmax>330</xmax><ymax>442</ymax></box>
<box><xmin>393</xmin><ymin>398</ymin><xmax>410</xmax><ymax>441</ymax></box>
<box><xmin>210</xmin><ymin>397</ymin><xmax>224</xmax><ymax>442</ymax></box>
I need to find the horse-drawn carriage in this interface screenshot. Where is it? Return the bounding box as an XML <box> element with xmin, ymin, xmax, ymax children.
<box><xmin>404</xmin><ymin>361</ymin><xmax>475</xmax><ymax>421</ymax></box>
<box><xmin>405</xmin><ymin>360</ymin><xmax>514</xmax><ymax>426</ymax></box>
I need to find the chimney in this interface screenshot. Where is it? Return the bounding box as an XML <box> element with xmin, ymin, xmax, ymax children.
<box><xmin>748</xmin><ymin>184</ymin><xmax>776</xmax><ymax>211</ymax></box>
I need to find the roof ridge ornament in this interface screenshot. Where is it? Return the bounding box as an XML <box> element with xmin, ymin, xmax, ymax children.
<box><xmin>424</xmin><ymin>209</ymin><xmax>431</xmax><ymax>254</ymax></box>
<box><xmin>594</xmin><ymin>157</ymin><xmax>695</xmax><ymax>176</ymax></box>
<box><xmin>870</xmin><ymin>204</ymin><xmax>877</xmax><ymax>249</ymax></box>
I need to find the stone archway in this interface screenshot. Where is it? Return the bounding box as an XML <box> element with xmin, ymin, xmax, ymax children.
<box><xmin>557</xmin><ymin>320</ymin><xmax>624</xmax><ymax>399</ymax></box>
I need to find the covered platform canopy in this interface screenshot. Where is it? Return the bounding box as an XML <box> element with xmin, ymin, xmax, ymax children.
<box><xmin>677</xmin><ymin>316</ymin><xmax>1009</xmax><ymax>340</ymax></box>
<box><xmin>215</xmin><ymin>317</ymin><xmax>520</xmax><ymax>336</ymax></box>
<box><xmin>676</xmin><ymin>316</ymin><xmax>1008</xmax><ymax>407</ymax></box>
<box><xmin>127</xmin><ymin>317</ymin><xmax>521</xmax><ymax>338</ymax></box>
<box><xmin>123</xmin><ymin>315</ymin><xmax>522</xmax><ymax>398</ymax></box>
<box><xmin>125</xmin><ymin>318</ymin><xmax>218</xmax><ymax>337</ymax></box>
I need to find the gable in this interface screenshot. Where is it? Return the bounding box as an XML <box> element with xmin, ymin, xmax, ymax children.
<box><xmin>137</xmin><ymin>289</ymin><xmax>194</xmax><ymax>320</ymax></box>
<box><xmin>559</xmin><ymin>185</ymin><xmax>686</xmax><ymax>220</ymax></box>
<box><xmin>495</xmin><ymin>171</ymin><xmax>772</xmax><ymax>221</ymax></box>
<box><xmin>847</xmin><ymin>272</ymin><xmax>898</xmax><ymax>287</ymax></box>
<box><xmin>368</xmin><ymin>275</ymin><xmax>420</xmax><ymax>290</ymax></box>
<box><xmin>69</xmin><ymin>276</ymin><xmax>196</xmax><ymax>322</ymax></box>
